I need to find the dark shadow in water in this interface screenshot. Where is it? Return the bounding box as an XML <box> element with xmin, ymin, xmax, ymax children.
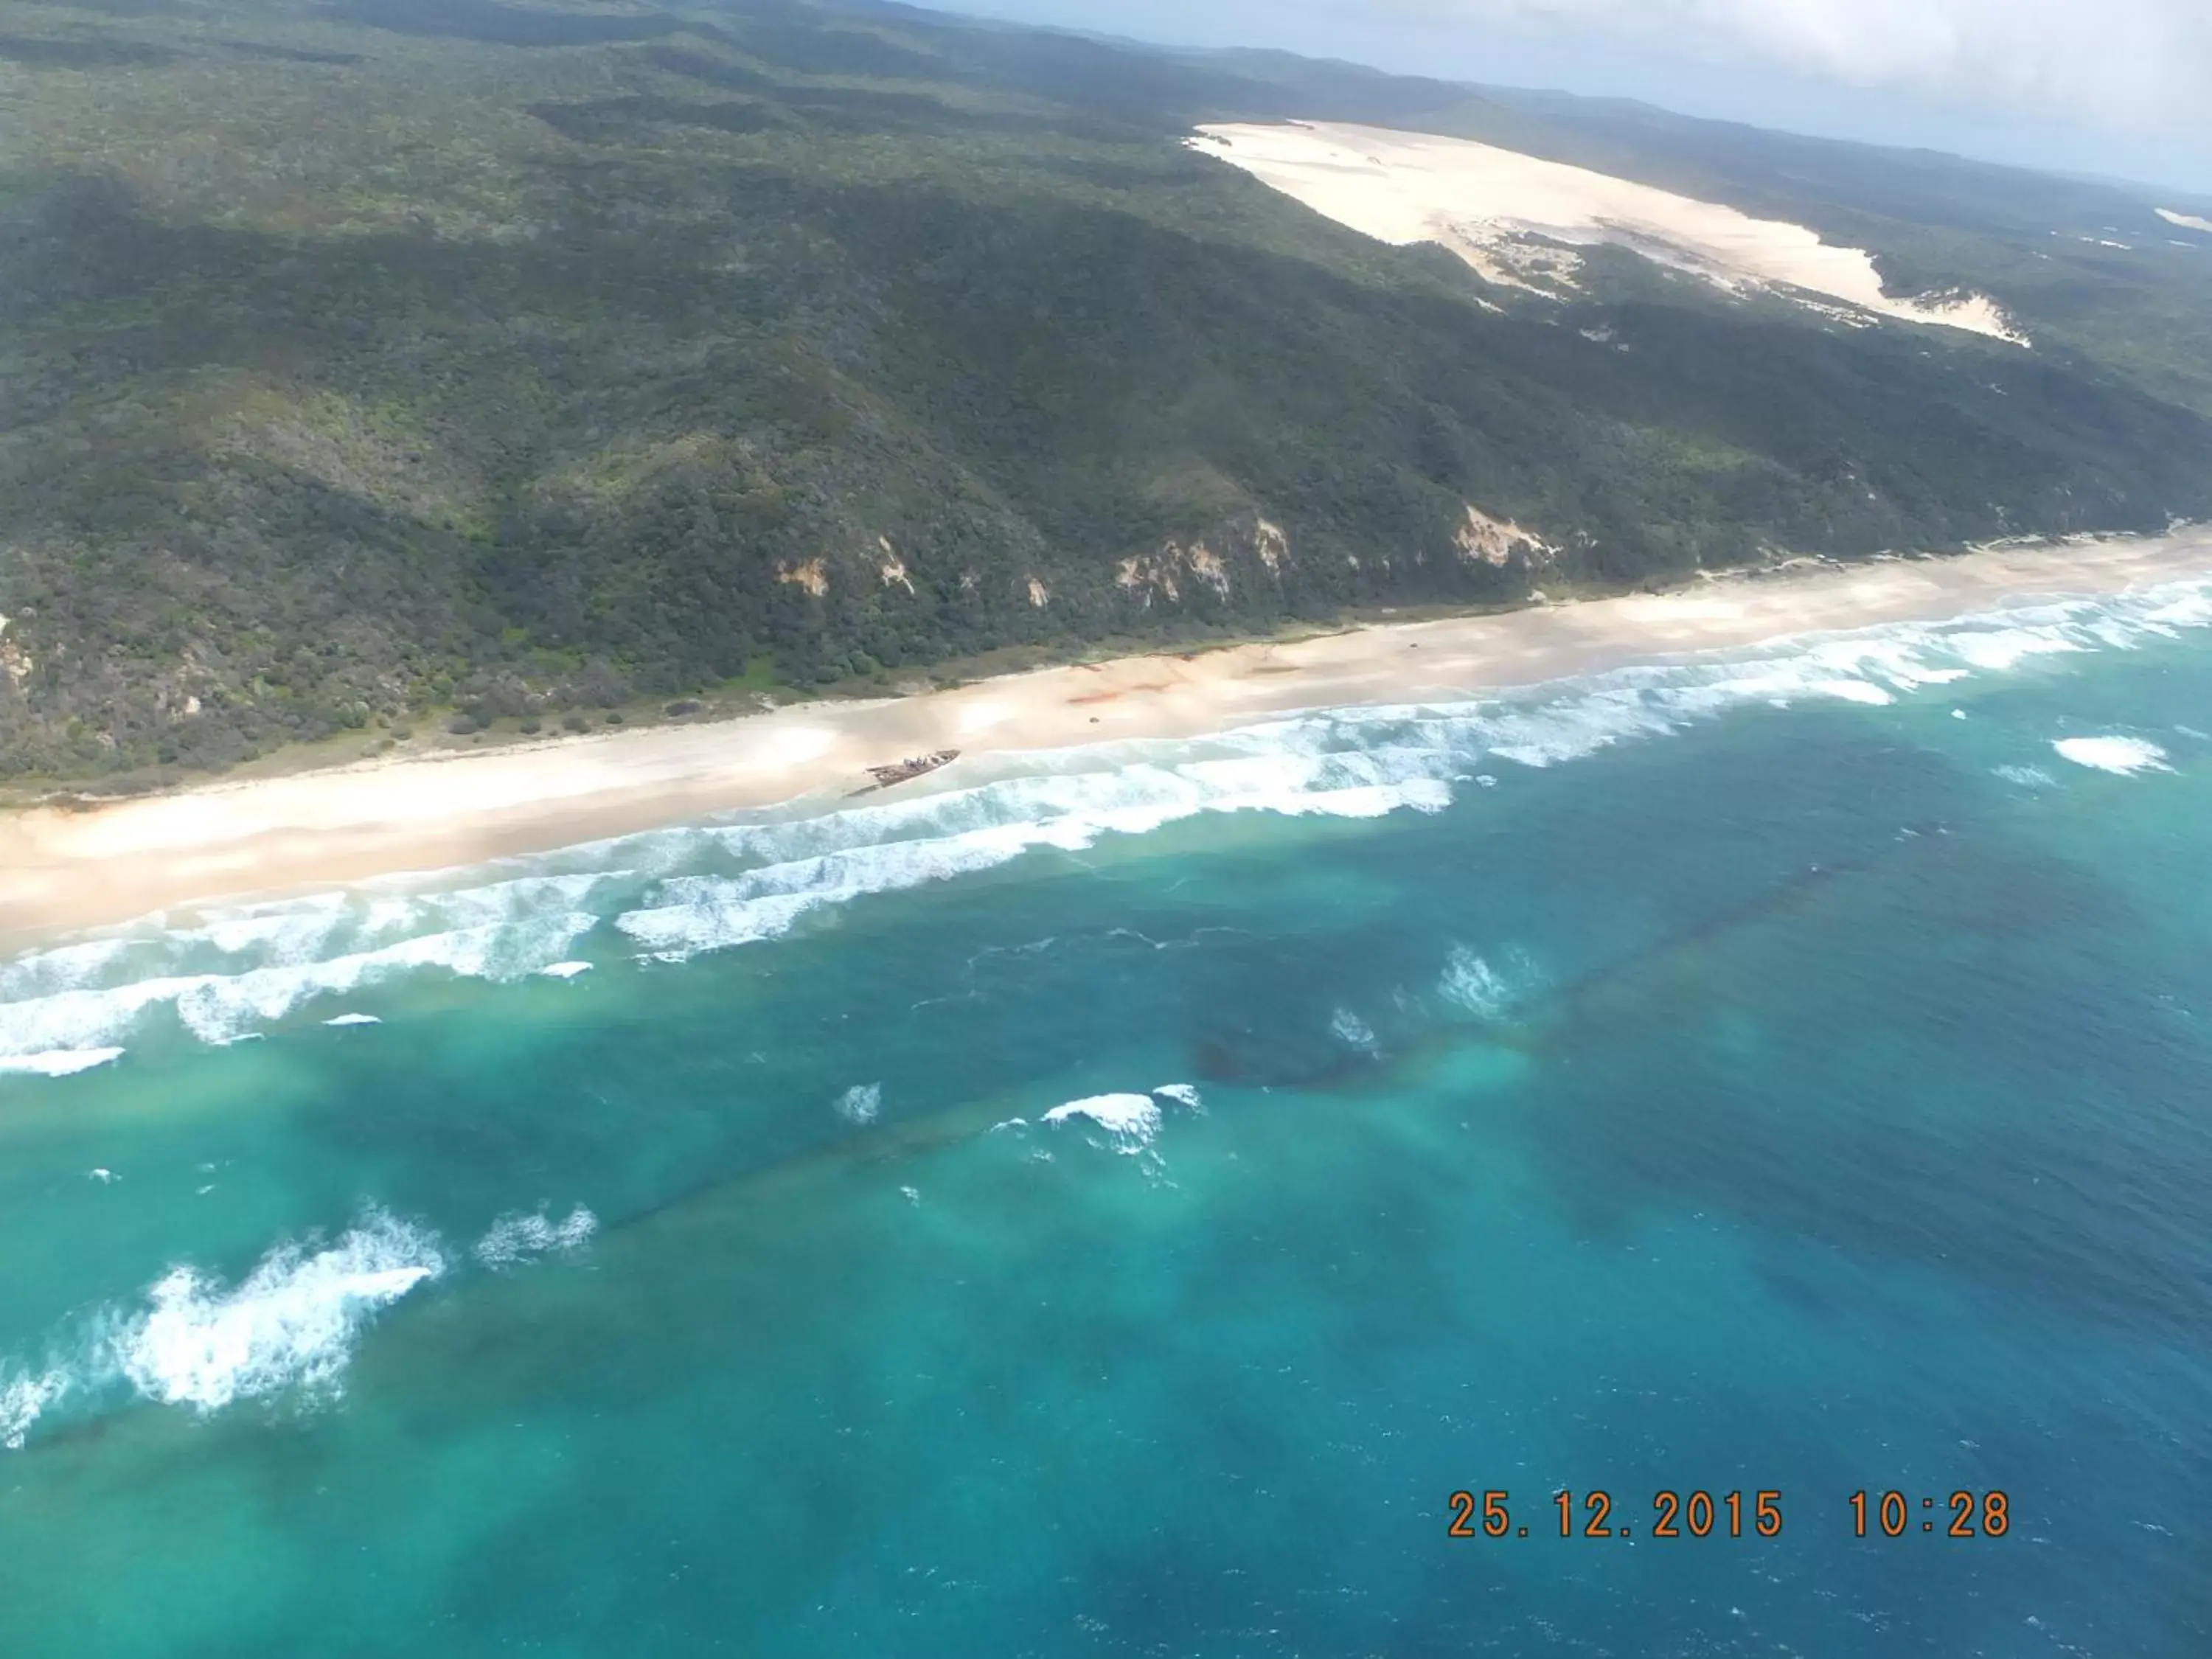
<box><xmin>1157</xmin><ymin>807</ymin><xmax>2211</xmax><ymax>1347</ymax></box>
<box><xmin>1178</xmin><ymin>821</ymin><xmax>1952</xmax><ymax>1091</ymax></box>
<box><xmin>18</xmin><ymin>755</ymin><xmax>2197</xmax><ymax>1470</ymax></box>
<box><xmin>1498</xmin><ymin>824</ymin><xmax>2212</xmax><ymax>1339</ymax></box>
<box><xmin>401</xmin><ymin>822</ymin><xmax>1960</xmax><ymax>1261</ymax></box>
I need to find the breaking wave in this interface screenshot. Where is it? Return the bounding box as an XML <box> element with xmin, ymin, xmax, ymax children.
<box><xmin>2052</xmin><ymin>735</ymin><xmax>2172</xmax><ymax>776</ymax></box>
<box><xmin>4</xmin><ymin>576</ymin><xmax>2207</xmax><ymax>1072</ymax></box>
<box><xmin>0</xmin><ymin>1046</ymin><xmax>124</xmax><ymax>1078</ymax></box>
<box><xmin>1</xmin><ymin>1202</ymin><xmax>599</xmax><ymax>1450</ymax></box>
<box><xmin>835</xmin><ymin>1082</ymin><xmax>883</xmax><ymax>1124</ymax></box>
<box><xmin>474</xmin><ymin>1206</ymin><xmax>599</xmax><ymax>1270</ymax></box>
<box><xmin>122</xmin><ymin>1208</ymin><xmax>446</xmax><ymax>1412</ymax></box>
<box><xmin>611</xmin><ymin>757</ymin><xmax>1453</xmax><ymax>961</ymax></box>
<box><xmin>1040</xmin><ymin>1085</ymin><xmax>1202</xmax><ymax>1158</ymax></box>
<box><xmin>1438</xmin><ymin>946</ymin><xmax>1541</xmax><ymax>1020</ymax></box>
<box><xmin>1043</xmin><ymin>1092</ymin><xmax>1163</xmax><ymax>1152</ymax></box>
<box><xmin>0</xmin><ymin>874</ymin><xmax>613</xmax><ymax>1077</ymax></box>
<box><xmin>0</xmin><ymin>1366</ymin><xmax>71</xmax><ymax>1451</ymax></box>
<box><xmin>1329</xmin><ymin>1008</ymin><xmax>1380</xmax><ymax>1052</ymax></box>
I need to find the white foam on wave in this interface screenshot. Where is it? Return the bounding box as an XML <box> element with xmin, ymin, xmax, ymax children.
<box><xmin>185</xmin><ymin>894</ymin><xmax>353</xmax><ymax>964</ymax></box>
<box><xmin>1812</xmin><ymin>679</ymin><xmax>1895</xmax><ymax>706</ymax></box>
<box><xmin>1438</xmin><ymin>946</ymin><xmax>1523</xmax><ymax>1018</ymax></box>
<box><xmin>835</xmin><ymin>1082</ymin><xmax>882</xmax><ymax>1124</ymax></box>
<box><xmin>0</xmin><ymin>1367</ymin><xmax>72</xmax><ymax>1450</ymax></box>
<box><xmin>119</xmin><ymin>1208</ymin><xmax>444</xmax><ymax>1412</ymax></box>
<box><xmin>2052</xmin><ymin>736</ymin><xmax>2172</xmax><ymax>775</ymax></box>
<box><xmin>1152</xmin><ymin>1083</ymin><xmax>1203</xmax><ymax>1110</ymax></box>
<box><xmin>1948</xmin><ymin>628</ymin><xmax>2086</xmax><ymax>672</ymax></box>
<box><xmin>609</xmin><ymin>580</ymin><xmax>2212</xmax><ymax>963</ymax></box>
<box><xmin>1994</xmin><ymin>764</ymin><xmax>2057</xmax><ymax>788</ymax></box>
<box><xmin>1330</xmin><ymin>1007</ymin><xmax>1379</xmax><ymax>1051</ymax></box>
<box><xmin>0</xmin><ymin>936</ymin><xmax>140</xmax><ymax>1003</ymax></box>
<box><xmin>0</xmin><ymin>872</ymin><xmax>612</xmax><ymax>1071</ymax></box>
<box><xmin>2144</xmin><ymin>591</ymin><xmax>2212</xmax><ymax>628</ymax></box>
<box><xmin>323</xmin><ymin>1013</ymin><xmax>380</xmax><ymax>1028</ymax></box>
<box><xmin>1043</xmin><ymin>1092</ymin><xmax>1162</xmax><ymax>1152</ymax></box>
<box><xmin>1</xmin><ymin>1200</ymin><xmax>611</xmax><ymax>1450</ymax></box>
<box><xmin>473</xmin><ymin>1206</ymin><xmax>597</xmax><ymax>1270</ymax></box>
<box><xmin>614</xmin><ymin>758</ymin><xmax>1454</xmax><ymax>961</ymax></box>
<box><xmin>0</xmin><ymin>1046</ymin><xmax>123</xmax><ymax>1077</ymax></box>
<box><xmin>7</xmin><ymin>575</ymin><xmax>2211</xmax><ymax>1063</ymax></box>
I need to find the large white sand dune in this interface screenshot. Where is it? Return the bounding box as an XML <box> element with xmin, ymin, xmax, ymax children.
<box><xmin>1189</xmin><ymin>121</ymin><xmax>2027</xmax><ymax>346</ymax></box>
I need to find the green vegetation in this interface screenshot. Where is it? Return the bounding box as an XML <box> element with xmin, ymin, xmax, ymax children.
<box><xmin>0</xmin><ymin>0</ymin><xmax>2206</xmax><ymax>786</ymax></box>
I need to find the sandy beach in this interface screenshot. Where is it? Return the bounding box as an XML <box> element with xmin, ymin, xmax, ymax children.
<box><xmin>2</xmin><ymin>532</ymin><xmax>2207</xmax><ymax>942</ymax></box>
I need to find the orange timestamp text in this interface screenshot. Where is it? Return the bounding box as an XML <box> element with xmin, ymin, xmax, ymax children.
<box><xmin>1448</xmin><ymin>1488</ymin><xmax>2011</xmax><ymax>1540</ymax></box>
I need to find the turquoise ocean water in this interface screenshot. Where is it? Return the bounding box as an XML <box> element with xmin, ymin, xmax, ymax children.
<box><xmin>4</xmin><ymin>580</ymin><xmax>2211</xmax><ymax>1655</ymax></box>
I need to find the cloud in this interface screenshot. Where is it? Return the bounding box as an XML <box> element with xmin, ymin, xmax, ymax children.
<box><xmin>961</xmin><ymin>0</ymin><xmax>2212</xmax><ymax>181</ymax></box>
<box><xmin>1356</xmin><ymin>0</ymin><xmax>2212</xmax><ymax>128</ymax></box>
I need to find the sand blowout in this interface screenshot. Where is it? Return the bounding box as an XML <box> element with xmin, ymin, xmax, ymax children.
<box><xmin>1189</xmin><ymin>121</ymin><xmax>2027</xmax><ymax>346</ymax></box>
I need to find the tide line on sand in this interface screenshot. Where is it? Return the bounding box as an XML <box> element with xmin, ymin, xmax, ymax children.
<box><xmin>0</xmin><ymin>534</ymin><xmax>2208</xmax><ymax>942</ymax></box>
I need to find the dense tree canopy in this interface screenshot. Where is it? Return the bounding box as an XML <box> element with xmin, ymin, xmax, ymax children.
<box><xmin>0</xmin><ymin>0</ymin><xmax>2207</xmax><ymax>786</ymax></box>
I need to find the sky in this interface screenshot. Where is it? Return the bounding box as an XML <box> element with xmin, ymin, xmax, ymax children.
<box><xmin>943</xmin><ymin>0</ymin><xmax>2212</xmax><ymax>195</ymax></box>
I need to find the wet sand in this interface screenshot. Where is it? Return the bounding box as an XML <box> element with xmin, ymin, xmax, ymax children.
<box><xmin>3</xmin><ymin>533</ymin><xmax>2206</xmax><ymax>942</ymax></box>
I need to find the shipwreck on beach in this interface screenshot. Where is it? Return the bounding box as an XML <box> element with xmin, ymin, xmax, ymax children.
<box><xmin>849</xmin><ymin>750</ymin><xmax>960</xmax><ymax>796</ymax></box>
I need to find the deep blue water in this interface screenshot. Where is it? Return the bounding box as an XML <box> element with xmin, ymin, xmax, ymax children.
<box><xmin>3</xmin><ymin>583</ymin><xmax>2211</xmax><ymax>1655</ymax></box>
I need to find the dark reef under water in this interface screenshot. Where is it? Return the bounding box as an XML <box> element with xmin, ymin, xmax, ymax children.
<box><xmin>3</xmin><ymin>598</ymin><xmax>2211</xmax><ymax>1655</ymax></box>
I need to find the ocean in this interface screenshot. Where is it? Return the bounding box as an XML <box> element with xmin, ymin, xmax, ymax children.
<box><xmin>3</xmin><ymin>580</ymin><xmax>2210</xmax><ymax>1656</ymax></box>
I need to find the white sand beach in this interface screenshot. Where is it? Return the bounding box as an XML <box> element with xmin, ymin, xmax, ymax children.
<box><xmin>1189</xmin><ymin>121</ymin><xmax>2026</xmax><ymax>342</ymax></box>
<box><xmin>2</xmin><ymin>532</ymin><xmax>2207</xmax><ymax>942</ymax></box>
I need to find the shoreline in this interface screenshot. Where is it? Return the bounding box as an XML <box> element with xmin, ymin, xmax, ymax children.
<box><xmin>4</xmin><ymin>532</ymin><xmax>2209</xmax><ymax>944</ymax></box>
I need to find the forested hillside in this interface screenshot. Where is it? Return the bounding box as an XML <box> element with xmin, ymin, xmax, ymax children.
<box><xmin>1</xmin><ymin>0</ymin><xmax>2207</xmax><ymax>786</ymax></box>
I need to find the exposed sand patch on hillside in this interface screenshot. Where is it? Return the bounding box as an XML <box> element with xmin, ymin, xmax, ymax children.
<box><xmin>1189</xmin><ymin>121</ymin><xmax>2027</xmax><ymax>346</ymax></box>
<box><xmin>1454</xmin><ymin>506</ymin><xmax>1551</xmax><ymax>567</ymax></box>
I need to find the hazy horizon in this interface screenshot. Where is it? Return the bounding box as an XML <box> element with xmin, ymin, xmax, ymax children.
<box><xmin>936</xmin><ymin>0</ymin><xmax>2212</xmax><ymax>198</ymax></box>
